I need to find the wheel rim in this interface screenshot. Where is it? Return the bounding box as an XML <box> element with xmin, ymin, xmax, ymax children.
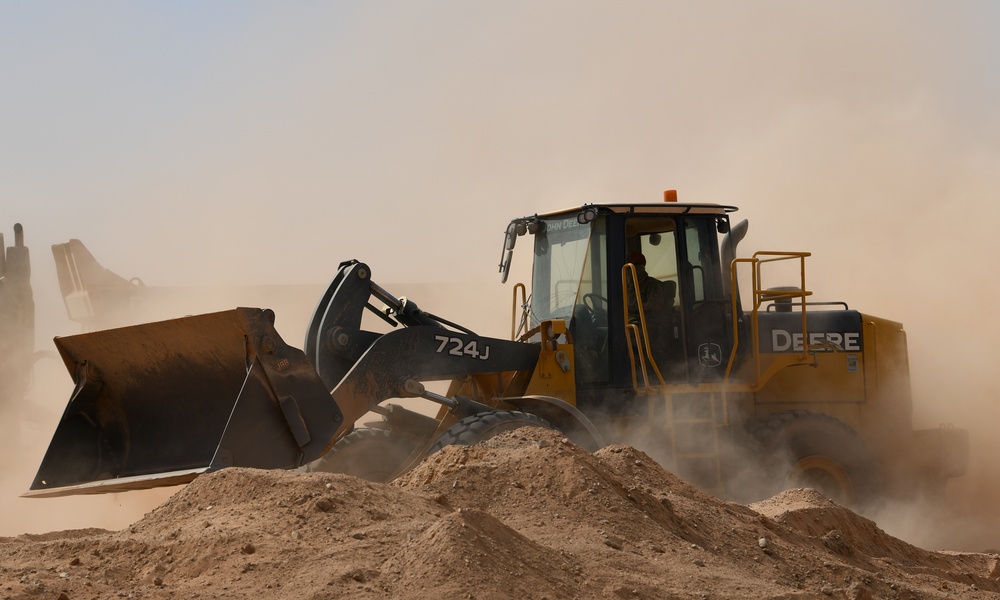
<box><xmin>789</xmin><ymin>455</ymin><xmax>855</xmax><ymax>506</ymax></box>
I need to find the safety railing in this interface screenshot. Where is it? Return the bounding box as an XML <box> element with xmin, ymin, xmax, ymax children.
<box><xmin>725</xmin><ymin>251</ymin><xmax>816</xmax><ymax>390</ymax></box>
<box><xmin>621</xmin><ymin>263</ymin><xmax>666</xmax><ymax>390</ymax></box>
<box><xmin>511</xmin><ymin>282</ymin><xmax>529</xmax><ymax>341</ymax></box>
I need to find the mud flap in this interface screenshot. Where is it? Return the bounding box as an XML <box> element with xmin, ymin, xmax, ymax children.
<box><xmin>25</xmin><ymin>308</ymin><xmax>343</xmax><ymax>497</ymax></box>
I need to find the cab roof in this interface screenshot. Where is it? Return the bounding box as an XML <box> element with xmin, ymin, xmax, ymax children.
<box><xmin>533</xmin><ymin>203</ymin><xmax>738</xmax><ymax>220</ymax></box>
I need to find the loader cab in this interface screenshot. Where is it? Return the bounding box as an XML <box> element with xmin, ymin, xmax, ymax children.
<box><xmin>509</xmin><ymin>203</ymin><xmax>742</xmax><ymax>408</ymax></box>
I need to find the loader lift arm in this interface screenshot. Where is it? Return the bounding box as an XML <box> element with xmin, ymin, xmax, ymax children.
<box><xmin>304</xmin><ymin>259</ymin><xmax>542</xmax><ymax>445</ymax></box>
<box><xmin>305</xmin><ymin>259</ymin><xmax>476</xmax><ymax>390</ymax></box>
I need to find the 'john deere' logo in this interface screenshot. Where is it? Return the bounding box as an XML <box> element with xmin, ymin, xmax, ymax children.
<box><xmin>698</xmin><ymin>343</ymin><xmax>722</xmax><ymax>367</ymax></box>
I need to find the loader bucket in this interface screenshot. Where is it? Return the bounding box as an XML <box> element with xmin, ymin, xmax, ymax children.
<box><xmin>26</xmin><ymin>307</ymin><xmax>344</xmax><ymax>498</ymax></box>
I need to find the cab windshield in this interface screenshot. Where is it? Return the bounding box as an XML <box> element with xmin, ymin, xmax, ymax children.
<box><xmin>529</xmin><ymin>214</ymin><xmax>607</xmax><ymax>327</ymax></box>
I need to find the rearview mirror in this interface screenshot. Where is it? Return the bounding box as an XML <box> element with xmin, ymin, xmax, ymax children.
<box><xmin>500</xmin><ymin>222</ymin><xmax>522</xmax><ymax>282</ymax></box>
<box><xmin>504</xmin><ymin>222</ymin><xmax>520</xmax><ymax>251</ymax></box>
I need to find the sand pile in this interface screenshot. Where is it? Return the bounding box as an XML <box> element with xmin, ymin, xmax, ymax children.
<box><xmin>2</xmin><ymin>427</ymin><xmax>999</xmax><ymax>599</ymax></box>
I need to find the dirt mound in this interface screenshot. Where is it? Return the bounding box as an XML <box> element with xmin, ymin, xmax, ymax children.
<box><xmin>2</xmin><ymin>427</ymin><xmax>999</xmax><ymax>599</ymax></box>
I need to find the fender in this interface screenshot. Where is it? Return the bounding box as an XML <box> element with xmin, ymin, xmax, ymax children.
<box><xmin>503</xmin><ymin>395</ymin><xmax>606</xmax><ymax>451</ymax></box>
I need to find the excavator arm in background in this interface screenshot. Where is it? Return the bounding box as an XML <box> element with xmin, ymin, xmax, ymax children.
<box><xmin>51</xmin><ymin>238</ymin><xmax>142</xmax><ymax>331</ymax></box>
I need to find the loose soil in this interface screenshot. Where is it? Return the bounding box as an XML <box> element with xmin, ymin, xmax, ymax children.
<box><xmin>2</xmin><ymin>428</ymin><xmax>998</xmax><ymax>599</ymax></box>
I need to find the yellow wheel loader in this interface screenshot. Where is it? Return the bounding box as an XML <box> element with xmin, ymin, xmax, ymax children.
<box><xmin>26</xmin><ymin>198</ymin><xmax>969</xmax><ymax>508</ymax></box>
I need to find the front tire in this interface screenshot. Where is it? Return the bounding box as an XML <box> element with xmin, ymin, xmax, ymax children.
<box><xmin>746</xmin><ymin>411</ymin><xmax>878</xmax><ymax>507</ymax></box>
<box><xmin>429</xmin><ymin>410</ymin><xmax>552</xmax><ymax>454</ymax></box>
<box><xmin>304</xmin><ymin>428</ymin><xmax>418</xmax><ymax>482</ymax></box>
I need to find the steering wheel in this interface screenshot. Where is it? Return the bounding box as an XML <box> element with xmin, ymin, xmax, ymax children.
<box><xmin>582</xmin><ymin>293</ymin><xmax>609</xmax><ymax>324</ymax></box>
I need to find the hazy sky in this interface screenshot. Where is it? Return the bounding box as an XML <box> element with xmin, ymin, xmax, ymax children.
<box><xmin>3</xmin><ymin>1</ymin><xmax>1000</xmax><ymax>544</ymax></box>
<box><xmin>4</xmin><ymin>1</ymin><xmax>998</xmax><ymax>290</ymax></box>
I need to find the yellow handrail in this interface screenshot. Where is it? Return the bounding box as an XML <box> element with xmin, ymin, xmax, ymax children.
<box><xmin>511</xmin><ymin>282</ymin><xmax>528</xmax><ymax>341</ymax></box>
<box><xmin>726</xmin><ymin>251</ymin><xmax>815</xmax><ymax>391</ymax></box>
<box><xmin>621</xmin><ymin>263</ymin><xmax>666</xmax><ymax>389</ymax></box>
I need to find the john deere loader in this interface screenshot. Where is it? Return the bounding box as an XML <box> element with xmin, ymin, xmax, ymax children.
<box><xmin>26</xmin><ymin>196</ymin><xmax>969</xmax><ymax>507</ymax></box>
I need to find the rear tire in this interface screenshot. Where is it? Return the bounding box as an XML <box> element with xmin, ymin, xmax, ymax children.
<box><xmin>304</xmin><ymin>428</ymin><xmax>417</xmax><ymax>483</ymax></box>
<box><xmin>746</xmin><ymin>411</ymin><xmax>878</xmax><ymax>507</ymax></box>
<box><xmin>429</xmin><ymin>410</ymin><xmax>552</xmax><ymax>454</ymax></box>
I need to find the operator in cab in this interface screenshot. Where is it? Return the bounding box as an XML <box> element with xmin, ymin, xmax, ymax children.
<box><xmin>626</xmin><ymin>252</ymin><xmax>669</xmax><ymax>315</ymax></box>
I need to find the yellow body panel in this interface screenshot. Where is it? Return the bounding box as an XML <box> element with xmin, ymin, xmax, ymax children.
<box><xmin>523</xmin><ymin>320</ymin><xmax>577</xmax><ymax>406</ymax></box>
<box><xmin>755</xmin><ymin>350</ymin><xmax>866</xmax><ymax>405</ymax></box>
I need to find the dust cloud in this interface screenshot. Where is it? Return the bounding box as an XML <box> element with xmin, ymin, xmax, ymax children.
<box><xmin>2</xmin><ymin>2</ymin><xmax>1000</xmax><ymax>552</ymax></box>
